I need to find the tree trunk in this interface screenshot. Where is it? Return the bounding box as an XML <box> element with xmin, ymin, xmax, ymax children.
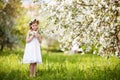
<box><xmin>0</xmin><ymin>40</ymin><xmax>5</xmax><ymax>51</ymax></box>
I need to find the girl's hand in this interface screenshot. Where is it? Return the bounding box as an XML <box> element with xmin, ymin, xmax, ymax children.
<box><xmin>26</xmin><ymin>32</ymin><xmax>35</xmax><ymax>43</ymax></box>
<box><xmin>35</xmin><ymin>33</ymin><xmax>42</xmax><ymax>43</ymax></box>
<box><xmin>35</xmin><ymin>33</ymin><xmax>39</xmax><ymax>38</ymax></box>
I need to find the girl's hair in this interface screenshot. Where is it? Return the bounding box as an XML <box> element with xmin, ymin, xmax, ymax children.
<box><xmin>29</xmin><ymin>19</ymin><xmax>39</xmax><ymax>30</ymax></box>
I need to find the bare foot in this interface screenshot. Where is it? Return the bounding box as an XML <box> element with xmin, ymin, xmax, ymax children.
<box><xmin>30</xmin><ymin>75</ymin><xmax>32</xmax><ymax>78</ymax></box>
<box><xmin>33</xmin><ymin>74</ymin><xmax>36</xmax><ymax>77</ymax></box>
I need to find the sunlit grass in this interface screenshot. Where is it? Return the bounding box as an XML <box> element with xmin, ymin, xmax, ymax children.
<box><xmin>0</xmin><ymin>50</ymin><xmax>120</xmax><ymax>80</ymax></box>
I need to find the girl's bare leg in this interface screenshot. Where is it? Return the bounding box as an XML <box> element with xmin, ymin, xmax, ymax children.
<box><xmin>30</xmin><ymin>63</ymin><xmax>34</xmax><ymax>77</ymax></box>
<box><xmin>33</xmin><ymin>63</ymin><xmax>37</xmax><ymax>77</ymax></box>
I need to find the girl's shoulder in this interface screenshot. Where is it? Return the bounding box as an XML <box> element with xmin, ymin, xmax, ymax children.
<box><xmin>27</xmin><ymin>30</ymin><xmax>37</xmax><ymax>36</ymax></box>
<box><xmin>27</xmin><ymin>30</ymin><xmax>33</xmax><ymax>36</ymax></box>
<box><xmin>28</xmin><ymin>30</ymin><xmax>33</xmax><ymax>34</ymax></box>
<box><xmin>28</xmin><ymin>30</ymin><xmax>32</xmax><ymax>33</ymax></box>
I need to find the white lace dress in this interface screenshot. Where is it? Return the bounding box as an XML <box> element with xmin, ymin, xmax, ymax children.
<box><xmin>23</xmin><ymin>31</ymin><xmax>42</xmax><ymax>64</ymax></box>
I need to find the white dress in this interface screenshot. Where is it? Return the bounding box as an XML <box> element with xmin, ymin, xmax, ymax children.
<box><xmin>23</xmin><ymin>31</ymin><xmax>42</xmax><ymax>64</ymax></box>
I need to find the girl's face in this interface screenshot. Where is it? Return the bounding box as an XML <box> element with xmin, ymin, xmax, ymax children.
<box><xmin>31</xmin><ymin>23</ymin><xmax>38</xmax><ymax>31</ymax></box>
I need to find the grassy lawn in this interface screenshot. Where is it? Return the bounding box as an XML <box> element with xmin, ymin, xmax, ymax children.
<box><xmin>0</xmin><ymin>49</ymin><xmax>120</xmax><ymax>80</ymax></box>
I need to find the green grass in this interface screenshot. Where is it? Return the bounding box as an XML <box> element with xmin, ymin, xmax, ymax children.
<box><xmin>0</xmin><ymin>50</ymin><xmax>120</xmax><ymax>80</ymax></box>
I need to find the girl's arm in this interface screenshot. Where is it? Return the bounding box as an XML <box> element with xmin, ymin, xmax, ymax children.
<box><xmin>38</xmin><ymin>34</ymin><xmax>42</xmax><ymax>43</ymax></box>
<box><xmin>35</xmin><ymin>33</ymin><xmax>42</xmax><ymax>43</ymax></box>
<box><xmin>26</xmin><ymin>31</ymin><xmax>35</xmax><ymax>43</ymax></box>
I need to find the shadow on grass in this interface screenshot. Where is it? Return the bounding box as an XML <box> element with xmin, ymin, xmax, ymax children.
<box><xmin>48</xmin><ymin>49</ymin><xmax>62</xmax><ymax>53</ymax></box>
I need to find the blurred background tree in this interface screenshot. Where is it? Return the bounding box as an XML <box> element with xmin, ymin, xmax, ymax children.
<box><xmin>0</xmin><ymin>0</ymin><xmax>119</xmax><ymax>57</ymax></box>
<box><xmin>0</xmin><ymin>0</ymin><xmax>24</xmax><ymax>51</ymax></box>
<box><xmin>40</xmin><ymin>0</ymin><xmax>120</xmax><ymax>56</ymax></box>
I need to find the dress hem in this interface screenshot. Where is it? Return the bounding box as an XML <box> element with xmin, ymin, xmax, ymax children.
<box><xmin>23</xmin><ymin>62</ymin><xmax>42</xmax><ymax>64</ymax></box>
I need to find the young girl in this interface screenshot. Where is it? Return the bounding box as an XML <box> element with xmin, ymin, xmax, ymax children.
<box><xmin>23</xmin><ymin>19</ymin><xmax>42</xmax><ymax>77</ymax></box>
